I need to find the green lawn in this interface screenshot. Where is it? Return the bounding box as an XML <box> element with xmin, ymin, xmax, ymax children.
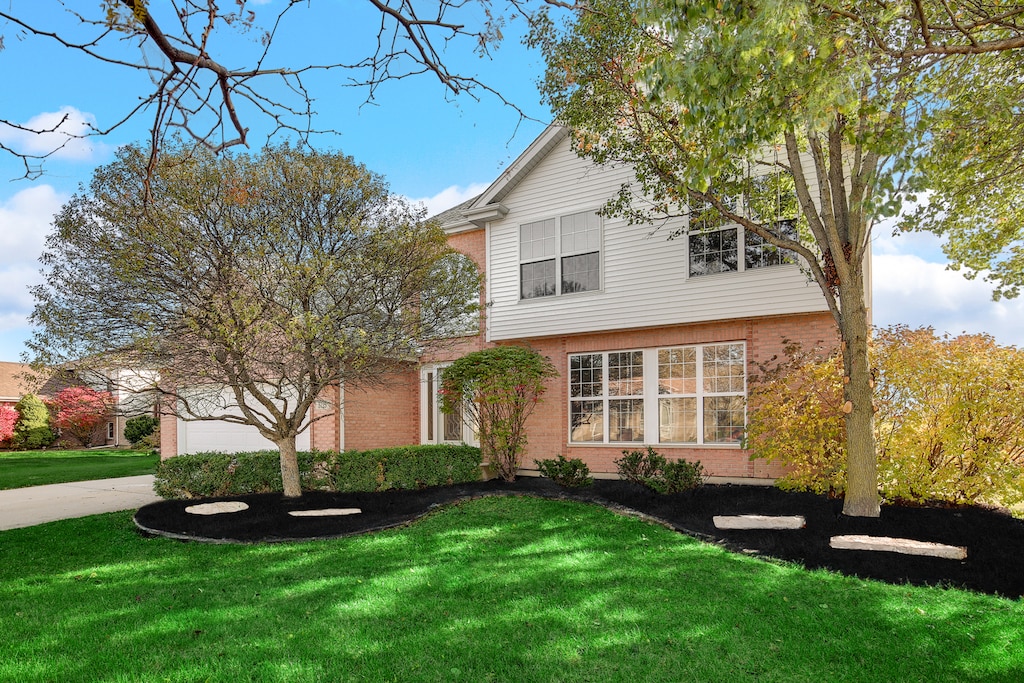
<box><xmin>0</xmin><ymin>449</ymin><xmax>159</xmax><ymax>490</ymax></box>
<box><xmin>1</xmin><ymin>496</ymin><xmax>1022</xmax><ymax>682</ymax></box>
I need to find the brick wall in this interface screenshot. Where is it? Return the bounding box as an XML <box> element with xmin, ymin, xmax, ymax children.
<box><xmin>500</xmin><ymin>311</ymin><xmax>837</xmax><ymax>479</ymax></box>
<box><xmin>342</xmin><ymin>369</ymin><xmax>420</xmax><ymax>451</ymax></box>
<box><xmin>158</xmin><ymin>401</ymin><xmax>177</xmax><ymax>461</ymax></box>
<box><xmin>310</xmin><ymin>384</ymin><xmax>342</xmax><ymax>451</ymax></box>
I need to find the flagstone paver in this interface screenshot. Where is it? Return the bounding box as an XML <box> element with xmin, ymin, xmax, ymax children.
<box><xmin>713</xmin><ymin>514</ymin><xmax>806</xmax><ymax>530</ymax></box>
<box><xmin>288</xmin><ymin>508</ymin><xmax>362</xmax><ymax>517</ymax></box>
<box><xmin>185</xmin><ymin>501</ymin><xmax>250</xmax><ymax>515</ymax></box>
<box><xmin>830</xmin><ymin>534</ymin><xmax>967</xmax><ymax>559</ymax></box>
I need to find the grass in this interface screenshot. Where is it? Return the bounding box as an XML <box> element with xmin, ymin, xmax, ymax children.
<box><xmin>0</xmin><ymin>449</ymin><xmax>159</xmax><ymax>490</ymax></box>
<box><xmin>1</xmin><ymin>496</ymin><xmax>1022</xmax><ymax>682</ymax></box>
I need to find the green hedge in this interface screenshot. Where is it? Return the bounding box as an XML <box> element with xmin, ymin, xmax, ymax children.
<box><xmin>154</xmin><ymin>444</ymin><xmax>483</xmax><ymax>499</ymax></box>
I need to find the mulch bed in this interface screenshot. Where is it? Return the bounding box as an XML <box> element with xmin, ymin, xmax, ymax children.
<box><xmin>133</xmin><ymin>477</ymin><xmax>1024</xmax><ymax>598</ymax></box>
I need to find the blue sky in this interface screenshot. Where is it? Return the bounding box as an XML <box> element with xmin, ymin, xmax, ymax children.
<box><xmin>0</xmin><ymin>1</ymin><xmax>1021</xmax><ymax>362</ymax></box>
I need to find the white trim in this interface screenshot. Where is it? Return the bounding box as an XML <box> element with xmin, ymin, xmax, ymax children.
<box><xmin>420</xmin><ymin>364</ymin><xmax>478</xmax><ymax>446</ymax></box>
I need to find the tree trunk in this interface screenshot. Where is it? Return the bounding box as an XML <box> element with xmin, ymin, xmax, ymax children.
<box><xmin>839</xmin><ymin>280</ymin><xmax>880</xmax><ymax>517</ymax></box>
<box><xmin>276</xmin><ymin>436</ymin><xmax>303</xmax><ymax>498</ymax></box>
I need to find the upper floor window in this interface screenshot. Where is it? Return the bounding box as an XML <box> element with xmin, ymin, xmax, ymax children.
<box><xmin>520</xmin><ymin>211</ymin><xmax>601</xmax><ymax>299</ymax></box>
<box><xmin>688</xmin><ymin>173</ymin><xmax>800</xmax><ymax>277</ymax></box>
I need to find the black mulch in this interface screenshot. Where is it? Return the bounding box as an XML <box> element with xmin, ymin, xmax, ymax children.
<box><xmin>133</xmin><ymin>477</ymin><xmax>1024</xmax><ymax>599</ymax></box>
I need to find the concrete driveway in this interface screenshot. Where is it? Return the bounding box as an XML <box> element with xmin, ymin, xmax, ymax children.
<box><xmin>0</xmin><ymin>475</ymin><xmax>160</xmax><ymax>531</ymax></box>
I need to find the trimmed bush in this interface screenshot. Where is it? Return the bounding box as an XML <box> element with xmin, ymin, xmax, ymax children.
<box><xmin>535</xmin><ymin>455</ymin><xmax>593</xmax><ymax>488</ymax></box>
<box><xmin>615</xmin><ymin>446</ymin><xmax>665</xmax><ymax>483</ymax></box>
<box><xmin>615</xmin><ymin>446</ymin><xmax>705</xmax><ymax>494</ymax></box>
<box><xmin>155</xmin><ymin>444</ymin><xmax>482</xmax><ymax>499</ymax></box>
<box><xmin>13</xmin><ymin>393</ymin><xmax>55</xmax><ymax>450</ymax></box>
<box><xmin>124</xmin><ymin>415</ymin><xmax>160</xmax><ymax>446</ymax></box>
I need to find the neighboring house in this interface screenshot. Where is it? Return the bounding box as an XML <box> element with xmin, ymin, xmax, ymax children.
<box><xmin>0</xmin><ymin>362</ymin><xmax>43</xmax><ymax>408</ymax></box>
<box><xmin>161</xmin><ymin>124</ymin><xmax>850</xmax><ymax>480</ymax></box>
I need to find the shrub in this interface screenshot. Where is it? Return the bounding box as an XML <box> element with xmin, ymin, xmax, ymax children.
<box><xmin>155</xmin><ymin>444</ymin><xmax>482</xmax><ymax>499</ymax></box>
<box><xmin>653</xmin><ymin>459</ymin><xmax>707</xmax><ymax>494</ymax></box>
<box><xmin>0</xmin><ymin>405</ymin><xmax>17</xmax><ymax>446</ymax></box>
<box><xmin>747</xmin><ymin>327</ymin><xmax>1024</xmax><ymax>507</ymax></box>
<box><xmin>534</xmin><ymin>455</ymin><xmax>593</xmax><ymax>487</ymax></box>
<box><xmin>615</xmin><ymin>446</ymin><xmax>704</xmax><ymax>494</ymax></box>
<box><xmin>615</xmin><ymin>446</ymin><xmax>666</xmax><ymax>483</ymax></box>
<box><xmin>874</xmin><ymin>327</ymin><xmax>1024</xmax><ymax>506</ymax></box>
<box><xmin>13</xmin><ymin>393</ymin><xmax>55</xmax><ymax>450</ymax></box>
<box><xmin>440</xmin><ymin>346</ymin><xmax>558</xmax><ymax>482</ymax></box>
<box><xmin>125</xmin><ymin>415</ymin><xmax>160</xmax><ymax>445</ymax></box>
<box><xmin>745</xmin><ymin>341</ymin><xmax>846</xmax><ymax>495</ymax></box>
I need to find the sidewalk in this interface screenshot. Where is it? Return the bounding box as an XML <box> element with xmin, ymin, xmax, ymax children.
<box><xmin>0</xmin><ymin>475</ymin><xmax>160</xmax><ymax>531</ymax></box>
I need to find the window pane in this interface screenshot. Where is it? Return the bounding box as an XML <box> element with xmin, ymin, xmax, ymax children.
<box><xmin>703</xmin><ymin>343</ymin><xmax>745</xmax><ymax>393</ymax></box>
<box><xmin>426</xmin><ymin>372</ymin><xmax>434</xmax><ymax>441</ymax></box>
<box><xmin>610</xmin><ymin>398</ymin><xmax>644</xmax><ymax>442</ymax></box>
<box><xmin>561</xmin><ymin>211</ymin><xmax>600</xmax><ymax>254</ymax></box>
<box><xmin>658</xmin><ymin>347</ymin><xmax>696</xmax><ymax>394</ymax></box>
<box><xmin>521</xmin><ymin>260</ymin><xmax>556</xmax><ymax>299</ymax></box>
<box><xmin>570</xmin><ymin>400</ymin><xmax>604</xmax><ymax>442</ymax></box>
<box><xmin>689</xmin><ymin>228</ymin><xmax>738</xmax><ymax>276</ymax></box>
<box><xmin>659</xmin><ymin>397</ymin><xmax>697</xmax><ymax>443</ymax></box>
<box><xmin>745</xmin><ymin>220</ymin><xmax>799</xmax><ymax>270</ymax></box>
<box><xmin>608</xmin><ymin>350</ymin><xmax>643</xmax><ymax>396</ymax></box>
<box><xmin>520</xmin><ymin>219</ymin><xmax>556</xmax><ymax>261</ymax></box>
<box><xmin>704</xmin><ymin>396</ymin><xmax>745</xmax><ymax>443</ymax></box>
<box><xmin>570</xmin><ymin>354</ymin><xmax>603</xmax><ymax>398</ymax></box>
<box><xmin>561</xmin><ymin>252</ymin><xmax>600</xmax><ymax>294</ymax></box>
<box><xmin>443</xmin><ymin>401</ymin><xmax>463</xmax><ymax>441</ymax></box>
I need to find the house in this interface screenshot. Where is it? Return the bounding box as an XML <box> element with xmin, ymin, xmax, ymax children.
<box><xmin>161</xmin><ymin>124</ymin><xmax>846</xmax><ymax>480</ymax></box>
<box><xmin>1</xmin><ymin>360</ymin><xmax>151</xmax><ymax>448</ymax></box>
<box><xmin>0</xmin><ymin>362</ymin><xmax>41</xmax><ymax>409</ymax></box>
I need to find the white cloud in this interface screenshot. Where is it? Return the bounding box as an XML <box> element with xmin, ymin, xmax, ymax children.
<box><xmin>872</xmin><ymin>230</ymin><xmax>1024</xmax><ymax>348</ymax></box>
<box><xmin>0</xmin><ymin>185</ymin><xmax>66</xmax><ymax>358</ymax></box>
<box><xmin>408</xmin><ymin>182</ymin><xmax>490</xmax><ymax>218</ymax></box>
<box><xmin>0</xmin><ymin>185</ymin><xmax>64</xmax><ymax>267</ymax></box>
<box><xmin>0</xmin><ymin>106</ymin><xmax>109</xmax><ymax>162</ymax></box>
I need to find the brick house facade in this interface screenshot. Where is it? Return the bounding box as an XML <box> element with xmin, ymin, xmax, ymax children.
<box><xmin>163</xmin><ymin>124</ymin><xmax>850</xmax><ymax>482</ymax></box>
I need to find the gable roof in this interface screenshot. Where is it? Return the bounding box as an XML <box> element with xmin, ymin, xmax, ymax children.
<box><xmin>0</xmin><ymin>362</ymin><xmax>44</xmax><ymax>403</ymax></box>
<box><xmin>438</xmin><ymin>124</ymin><xmax>570</xmax><ymax>232</ymax></box>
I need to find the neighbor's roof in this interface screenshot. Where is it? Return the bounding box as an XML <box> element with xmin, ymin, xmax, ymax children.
<box><xmin>0</xmin><ymin>362</ymin><xmax>45</xmax><ymax>402</ymax></box>
<box><xmin>429</xmin><ymin>195</ymin><xmax>481</xmax><ymax>227</ymax></box>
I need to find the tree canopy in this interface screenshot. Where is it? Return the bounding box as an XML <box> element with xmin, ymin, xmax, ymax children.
<box><xmin>29</xmin><ymin>142</ymin><xmax>481</xmax><ymax>496</ymax></box>
<box><xmin>530</xmin><ymin>0</ymin><xmax>1024</xmax><ymax>516</ymax></box>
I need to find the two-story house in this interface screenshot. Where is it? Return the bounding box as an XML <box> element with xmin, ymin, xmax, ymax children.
<box><xmin>163</xmin><ymin>124</ymin><xmax>843</xmax><ymax>480</ymax></box>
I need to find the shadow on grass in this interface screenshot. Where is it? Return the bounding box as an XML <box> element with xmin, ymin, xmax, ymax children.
<box><xmin>2</xmin><ymin>497</ymin><xmax>1023</xmax><ymax>682</ymax></box>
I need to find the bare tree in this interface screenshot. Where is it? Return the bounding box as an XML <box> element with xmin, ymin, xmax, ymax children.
<box><xmin>0</xmin><ymin>0</ymin><xmax>572</xmax><ymax>179</ymax></box>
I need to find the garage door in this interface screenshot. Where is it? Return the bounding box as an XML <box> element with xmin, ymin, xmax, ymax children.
<box><xmin>176</xmin><ymin>390</ymin><xmax>310</xmax><ymax>455</ymax></box>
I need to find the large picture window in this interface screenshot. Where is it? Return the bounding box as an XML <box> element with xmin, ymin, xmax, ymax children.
<box><xmin>520</xmin><ymin>211</ymin><xmax>601</xmax><ymax>299</ymax></box>
<box><xmin>569</xmin><ymin>343</ymin><xmax>746</xmax><ymax>446</ymax></box>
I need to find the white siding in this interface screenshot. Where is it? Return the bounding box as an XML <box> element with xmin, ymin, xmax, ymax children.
<box><xmin>487</xmin><ymin>139</ymin><xmax>829</xmax><ymax>341</ymax></box>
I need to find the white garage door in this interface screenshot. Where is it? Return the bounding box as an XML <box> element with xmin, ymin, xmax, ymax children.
<box><xmin>176</xmin><ymin>388</ymin><xmax>311</xmax><ymax>454</ymax></box>
<box><xmin>177</xmin><ymin>418</ymin><xmax>310</xmax><ymax>455</ymax></box>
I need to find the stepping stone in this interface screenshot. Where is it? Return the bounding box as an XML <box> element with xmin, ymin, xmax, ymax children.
<box><xmin>829</xmin><ymin>535</ymin><xmax>967</xmax><ymax>560</ymax></box>
<box><xmin>713</xmin><ymin>515</ymin><xmax>806</xmax><ymax>530</ymax></box>
<box><xmin>185</xmin><ymin>501</ymin><xmax>250</xmax><ymax>515</ymax></box>
<box><xmin>288</xmin><ymin>508</ymin><xmax>362</xmax><ymax>517</ymax></box>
